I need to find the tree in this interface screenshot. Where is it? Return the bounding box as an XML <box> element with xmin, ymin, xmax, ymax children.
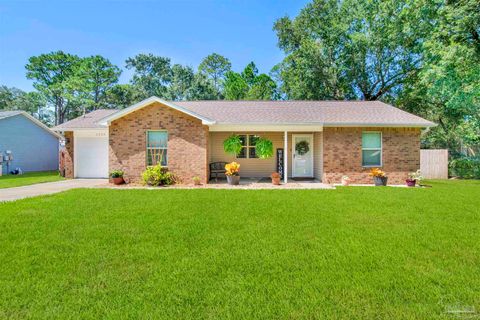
<box><xmin>25</xmin><ymin>51</ymin><xmax>83</xmax><ymax>124</ymax></box>
<box><xmin>125</xmin><ymin>54</ymin><xmax>172</xmax><ymax>98</ymax></box>
<box><xmin>0</xmin><ymin>86</ymin><xmax>24</xmax><ymax>110</ymax></box>
<box><xmin>167</xmin><ymin>64</ymin><xmax>195</xmax><ymax>101</ymax></box>
<box><xmin>0</xmin><ymin>86</ymin><xmax>52</xmax><ymax>124</ymax></box>
<box><xmin>81</xmin><ymin>55</ymin><xmax>121</xmax><ymax>110</ymax></box>
<box><xmin>105</xmin><ymin>84</ymin><xmax>148</xmax><ymax>109</ymax></box>
<box><xmin>185</xmin><ymin>73</ymin><xmax>219</xmax><ymax>100</ymax></box>
<box><xmin>398</xmin><ymin>0</ymin><xmax>480</xmax><ymax>156</ymax></box>
<box><xmin>246</xmin><ymin>74</ymin><xmax>278</xmax><ymax>100</ymax></box>
<box><xmin>224</xmin><ymin>71</ymin><xmax>249</xmax><ymax>100</ymax></box>
<box><xmin>224</xmin><ymin>62</ymin><xmax>278</xmax><ymax>100</ymax></box>
<box><xmin>198</xmin><ymin>53</ymin><xmax>231</xmax><ymax>92</ymax></box>
<box><xmin>273</xmin><ymin>0</ymin><xmax>433</xmax><ymax>100</ymax></box>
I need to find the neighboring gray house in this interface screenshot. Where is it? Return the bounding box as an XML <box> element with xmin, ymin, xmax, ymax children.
<box><xmin>0</xmin><ymin>111</ymin><xmax>61</xmax><ymax>174</ymax></box>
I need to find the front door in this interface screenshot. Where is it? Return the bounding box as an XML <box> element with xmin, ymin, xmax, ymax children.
<box><xmin>292</xmin><ymin>134</ymin><xmax>313</xmax><ymax>177</ymax></box>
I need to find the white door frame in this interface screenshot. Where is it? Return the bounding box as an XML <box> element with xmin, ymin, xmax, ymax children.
<box><xmin>292</xmin><ymin>134</ymin><xmax>314</xmax><ymax>177</ymax></box>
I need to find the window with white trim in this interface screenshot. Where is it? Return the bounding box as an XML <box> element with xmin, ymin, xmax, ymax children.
<box><xmin>147</xmin><ymin>131</ymin><xmax>168</xmax><ymax>166</ymax></box>
<box><xmin>362</xmin><ymin>132</ymin><xmax>382</xmax><ymax>166</ymax></box>
<box><xmin>237</xmin><ymin>134</ymin><xmax>259</xmax><ymax>159</ymax></box>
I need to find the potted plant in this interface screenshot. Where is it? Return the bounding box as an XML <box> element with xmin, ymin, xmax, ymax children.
<box><xmin>110</xmin><ymin>169</ymin><xmax>124</xmax><ymax>185</ymax></box>
<box><xmin>223</xmin><ymin>135</ymin><xmax>243</xmax><ymax>155</ymax></box>
<box><xmin>406</xmin><ymin>170</ymin><xmax>423</xmax><ymax>187</ymax></box>
<box><xmin>256</xmin><ymin>138</ymin><xmax>274</xmax><ymax>159</ymax></box>
<box><xmin>271</xmin><ymin>172</ymin><xmax>281</xmax><ymax>185</ymax></box>
<box><xmin>192</xmin><ymin>176</ymin><xmax>202</xmax><ymax>186</ymax></box>
<box><xmin>341</xmin><ymin>175</ymin><xmax>351</xmax><ymax>186</ymax></box>
<box><xmin>369</xmin><ymin>168</ymin><xmax>388</xmax><ymax>186</ymax></box>
<box><xmin>225</xmin><ymin>162</ymin><xmax>240</xmax><ymax>185</ymax></box>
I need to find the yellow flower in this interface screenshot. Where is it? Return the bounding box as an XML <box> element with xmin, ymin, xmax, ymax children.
<box><xmin>225</xmin><ymin>162</ymin><xmax>240</xmax><ymax>176</ymax></box>
<box><xmin>369</xmin><ymin>168</ymin><xmax>386</xmax><ymax>177</ymax></box>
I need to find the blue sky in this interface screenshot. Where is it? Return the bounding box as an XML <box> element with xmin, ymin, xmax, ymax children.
<box><xmin>0</xmin><ymin>0</ymin><xmax>308</xmax><ymax>91</ymax></box>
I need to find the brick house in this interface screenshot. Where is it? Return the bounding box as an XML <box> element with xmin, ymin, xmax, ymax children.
<box><xmin>53</xmin><ymin>97</ymin><xmax>435</xmax><ymax>185</ymax></box>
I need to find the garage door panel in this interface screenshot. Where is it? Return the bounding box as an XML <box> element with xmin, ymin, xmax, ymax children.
<box><xmin>75</xmin><ymin>136</ymin><xmax>109</xmax><ymax>178</ymax></box>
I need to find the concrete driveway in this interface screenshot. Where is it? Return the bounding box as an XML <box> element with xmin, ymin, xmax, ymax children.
<box><xmin>0</xmin><ymin>179</ymin><xmax>108</xmax><ymax>202</ymax></box>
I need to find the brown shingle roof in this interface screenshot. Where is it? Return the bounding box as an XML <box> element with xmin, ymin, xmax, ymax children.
<box><xmin>52</xmin><ymin>109</ymin><xmax>117</xmax><ymax>130</ymax></box>
<box><xmin>53</xmin><ymin>99</ymin><xmax>436</xmax><ymax>129</ymax></box>
<box><xmin>175</xmin><ymin>100</ymin><xmax>435</xmax><ymax>126</ymax></box>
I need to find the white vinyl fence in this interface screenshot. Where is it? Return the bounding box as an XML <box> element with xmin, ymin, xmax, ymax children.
<box><xmin>420</xmin><ymin>149</ymin><xmax>449</xmax><ymax>179</ymax></box>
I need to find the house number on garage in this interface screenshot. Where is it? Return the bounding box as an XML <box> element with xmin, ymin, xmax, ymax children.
<box><xmin>95</xmin><ymin>132</ymin><xmax>107</xmax><ymax>137</ymax></box>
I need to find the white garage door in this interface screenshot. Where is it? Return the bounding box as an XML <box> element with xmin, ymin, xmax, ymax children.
<box><xmin>75</xmin><ymin>133</ymin><xmax>109</xmax><ymax>178</ymax></box>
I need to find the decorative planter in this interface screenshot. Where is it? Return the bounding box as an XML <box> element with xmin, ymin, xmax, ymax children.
<box><xmin>373</xmin><ymin>176</ymin><xmax>388</xmax><ymax>186</ymax></box>
<box><xmin>341</xmin><ymin>179</ymin><xmax>351</xmax><ymax>186</ymax></box>
<box><xmin>227</xmin><ymin>175</ymin><xmax>240</xmax><ymax>185</ymax></box>
<box><xmin>193</xmin><ymin>180</ymin><xmax>202</xmax><ymax>186</ymax></box>
<box><xmin>112</xmin><ymin>177</ymin><xmax>124</xmax><ymax>185</ymax></box>
<box><xmin>406</xmin><ymin>179</ymin><xmax>416</xmax><ymax>187</ymax></box>
<box><xmin>272</xmin><ymin>177</ymin><xmax>281</xmax><ymax>185</ymax></box>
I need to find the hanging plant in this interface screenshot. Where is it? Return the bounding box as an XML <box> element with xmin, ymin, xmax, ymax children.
<box><xmin>295</xmin><ymin>140</ymin><xmax>310</xmax><ymax>155</ymax></box>
<box><xmin>223</xmin><ymin>135</ymin><xmax>243</xmax><ymax>155</ymax></box>
<box><xmin>255</xmin><ymin>137</ymin><xmax>274</xmax><ymax>159</ymax></box>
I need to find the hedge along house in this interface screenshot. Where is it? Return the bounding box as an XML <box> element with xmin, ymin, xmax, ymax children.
<box><xmin>52</xmin><ymin>97</ymin><xmax>435</xmax><ymax>184</ymax></box>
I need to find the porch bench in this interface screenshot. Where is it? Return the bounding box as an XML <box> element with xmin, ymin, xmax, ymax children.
<box><xmin>209</xmin><ymin>162</ymin><xmax>227</xmax><ymax>181</ymax></box>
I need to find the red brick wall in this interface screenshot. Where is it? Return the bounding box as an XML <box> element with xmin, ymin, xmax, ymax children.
<box><xmin>109</xmin><ymin>102</ymin><xmax>209</xmax><ymax>184</ymax></box>
<box><xmin>62</xmin><ymin>131</ymin><xmax>74</xmax><ymax>178</ymax></box>
<box><xmin>322</xmin><ymin>127</ymin><xmax>421</xmax><ymax>184</ymax></box>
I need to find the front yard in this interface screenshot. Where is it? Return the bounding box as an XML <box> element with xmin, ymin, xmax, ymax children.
<box><xmin>0</xmin><ymin>180</ymin><xmax>479</xmax><ymax>319</ymax></box>
<box><xmin>0</xmin><ymin>171</ymin><xmax>63</xmax><ymax>189</ymax></box>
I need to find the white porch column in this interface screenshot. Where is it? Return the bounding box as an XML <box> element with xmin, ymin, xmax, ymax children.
<box><xmin>284</xmin><ymin>131</ymin><xmax>288</xmax><ymax>184</ymax></box>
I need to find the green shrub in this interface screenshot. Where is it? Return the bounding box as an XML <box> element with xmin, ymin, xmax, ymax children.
<box><xmin>223</xmin><ymin>135</ymin><xmax>243</xmax><ymax>155</ymax></box>
<box><xmin>110</xmin><ymin>170</ymin><xmax>124</xmax><ymax>178</ymax></box>
<box><xmin>255</xmin><ymin>138</ymin><xmax>274</xmax><ymax>159</ymax></box>
<box><xmin>141</xmin><ymin>164</ymin><xmax>177</xmax><ymax>186</ymax></box>
<box><xmin>449</xmin><ymin>157</ymin><xmax>480</xmax><ymax>179</ymax></box>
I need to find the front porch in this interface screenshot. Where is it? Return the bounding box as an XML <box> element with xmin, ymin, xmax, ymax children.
<box><xmin>208</xmin><ymin>129</ymin><xmax>323</xmax><ymax>184</ymax></box>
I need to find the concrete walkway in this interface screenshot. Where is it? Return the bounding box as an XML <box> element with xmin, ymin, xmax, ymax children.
<box><xmin>0</xmin><ymin>179</ymin><xmax>108</xmax><ymax>202</ymax></box>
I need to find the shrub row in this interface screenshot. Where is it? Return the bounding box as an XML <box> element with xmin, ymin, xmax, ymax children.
<box><xmin>449</xmin><ymin>157</ymin><xmax>480</xmax><ymax>179</ymax></box>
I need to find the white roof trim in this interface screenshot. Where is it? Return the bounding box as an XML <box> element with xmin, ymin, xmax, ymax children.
<box><xmin>98</xmin><ymin>96</ymin><xmax>216</xmax><ymax>125</ymax></box>
<box><xmin>53</xmin><ymin>127</ymin><xmax>108</xmax><ymax>132</ymax></box>
<box><xmin>0</xmin><ymin>111</ymin><xmax>62</xmax><ymax>139</ymax></box>
<box><xmin>322</xmin><ymin>122</ymin><xmax>437</xmax><ymax>128</ymax></box>
<box><xmin>209</xmin><ymin>121</ymin><xmax>436</xmax><ymax>130</ymax></box>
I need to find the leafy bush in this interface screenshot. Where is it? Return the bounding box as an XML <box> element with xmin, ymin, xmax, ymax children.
<box><xmin>255</xmin><ymin>138</ymin><xmax>273</xmax><ymax>159</ymax></box>
<box><xmin>110</xmin><ymin>170</ymin><xmax>124</xmax><ymax>178</ymax></box>
<box><xmin>449</xmin><ymin>157</ymin><xmax>480</xmax><ymax>179</ymax></box>
<box><xmin>141</xmin><ymin>164</ymin><xmax>177</xmax><ymax>186</ymax></box>
<box><xmin>223</xmin><ymin>135</ymin><xmax>243</xmax><ymax>155</ymax></box>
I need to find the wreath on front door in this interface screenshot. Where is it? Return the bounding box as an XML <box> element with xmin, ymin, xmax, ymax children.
<box><xmin>295</xmin><ymin>140</ymin><xmax>310</xmax><ymax>155</ymax></box>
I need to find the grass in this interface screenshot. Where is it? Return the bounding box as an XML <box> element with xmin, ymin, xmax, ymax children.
<box><xmin>0</xmin><ymin>171</ymin><xmax>63</xmax><ymax>189</ymax></box>
<box><xmin>0</xmin><ymin>180</ymin><xmax>479</xmax><ymax>319</ymax></box>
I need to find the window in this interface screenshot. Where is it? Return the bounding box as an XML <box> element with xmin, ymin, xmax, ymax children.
<box><xmin>236</xmin><ymin>134</ymin><xmax>259</xmax><ymax>159</ymax></box>
<box><xmin>362</xmin><ymin>132</ymin><xmax>382</xmax><ymax>166</ymax></box>
<box><xmin>147</xmin><ymin>131</ymin><xmax>168</xmax><ymax>166</ymax></box>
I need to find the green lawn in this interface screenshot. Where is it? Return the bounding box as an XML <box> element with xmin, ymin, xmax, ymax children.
<box><xmin>0</xmin><ymin>180</ymin><xmax>479</xmax><ymax>319</ymax></box>
<box><xmin>0</xmin><ymin>171</ymin><xmax>63</xmax><ymax>189</ymax></box>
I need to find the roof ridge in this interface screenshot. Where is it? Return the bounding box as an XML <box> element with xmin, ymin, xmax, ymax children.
<box><xmin>175</xmin><ymin>99</ymin><xmax>377</xmax><ymax>103</ymax></box>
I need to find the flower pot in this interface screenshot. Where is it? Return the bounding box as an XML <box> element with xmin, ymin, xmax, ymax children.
<box><xmin>193</xmin><ymin>180</ymin><xmax>201</xmax><ymax>186</ymax></box>
<box><xmin>112</xmin><ymin>177</ymin><xmax>124</xmax><ymax>185</ymax></box>
<box><xmin>406</xmin><ymin>179</ymin><xmax>416</xmax><ymax>187</ymax></box>
<box><xmin>272</xmin><ymin>177</ymin><xmax>281</xmax><ymax>185</ymax></box>
<box><xmin>373</xmin><ymin>176</ymin><xmax>388</xmax><ymax>186</ymax></box>
<box><xmin>341</xmin><ymin>179</ymin><xmax>350</xmax><ymax>186</ymax></box>
<box><xmin>226</xmin><ymin>175</ymin><xmax>240</xmax><ymax>185</ymax></box>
